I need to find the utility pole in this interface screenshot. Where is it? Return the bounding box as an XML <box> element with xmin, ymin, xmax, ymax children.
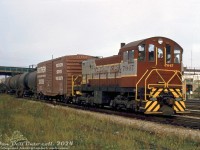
<box><xmin>191</xmin><ymin>49</ymin><xmax>192</xmax><ymax>68</ymax></box>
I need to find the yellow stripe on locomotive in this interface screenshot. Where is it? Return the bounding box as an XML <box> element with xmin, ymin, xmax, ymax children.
<box><xmin>143</xmin><ymin>88</ymin><xmax>186</xmax><ymax>115</ymax></box>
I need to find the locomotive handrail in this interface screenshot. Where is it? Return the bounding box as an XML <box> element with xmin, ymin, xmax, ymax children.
<box><xmin>144</xmin><ymin>69</ymin><xmax>183</xmax><ymax>101</ymax></box>
<box><xmin>166</xmin><ymin>70</ymin><xmax>182</xmax><ymax>87</ymax></box>
<box><xmin>144</xmin><ymin>69</ymin><xmax>166</xmax><ymax>101</ymax></box>
<box><xmin>135</xmin><ymin>69</ymin><xmax>149</xmax><ymax>101</ymax></box>
<box><xmin>145</xmin><ymin>69</ymin><xmax>166</xmax><ymax>100</ymax></box>
<box><xmin>155</xmin><ymin>47</ymin><xmax>158</xmax><ymax>66</ymax></box>
<box><xmin>164</xmin><ymin>47</ymin><xmax>166</xmax><ymax>66</ymax></box>
<box><xmin>72</xmin><ymin>75</ymin><xmax>82</xmax><ymax>96</ymax></box>
<box><xmin>148</xmin><ymin>84</ymin><xmax>182</xmax><ymax>89</ymax></box>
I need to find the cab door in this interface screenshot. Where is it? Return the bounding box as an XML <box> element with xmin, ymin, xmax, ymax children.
<box><xmin>157</xmin><ymin>46</ymin><xmax>164</xmax><ymax>66</ymax></box>
<box><xmin>147</xmin><ymin>43</ymin><xmax>165</xmax><ymax>67</ymax></box>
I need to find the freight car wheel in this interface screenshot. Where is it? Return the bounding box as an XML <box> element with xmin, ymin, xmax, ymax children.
<box><xmin>96</xmin><ymin>104</ymin><xmax>104</xmax><ymax>108</ymax></box>
<box><xmin>38</xmin><ymin>93</ymin><xmax>44</xmax><ymax>100</ymax></box>
<box><xmin>64</xmin><ymin>96</ymin><xmax>70</xmax><ymax>104</ymax></box>
<box><xmin>100</xmin><ymin>104</ymin><xmax>104</xmax><ymax>108</ymax></box>
<box><xmin>110</xmin><ymin>100</ymin><xmax>116</xmax><ymax>110</ymax></box>
<box><xmin>73</xmin><ymin>96</ymin><xmax>80</xmax><ymax>105</ymax></box>
<box><xmin>135</xmin><ymin>105</ymin><xmax>140</xmax><ymax>112</ymax></box>
<box><xmin>16</xmin><ymin>90</ymin><xmax>23</xmax><ymax>98</ymax></box>
<box><xmin>60</xmin><ymin>96</ymin><xmax>64</xmax><ymax>102</ymax></box>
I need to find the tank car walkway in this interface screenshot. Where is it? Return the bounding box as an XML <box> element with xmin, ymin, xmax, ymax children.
<box><xmin>0</xmin><ymin>66</ymin><xmax>35</xmax><ymax>76</ymax></box>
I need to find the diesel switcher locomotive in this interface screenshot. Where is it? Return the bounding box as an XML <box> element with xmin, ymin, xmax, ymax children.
<box><xmin>73</xmin><ymin>36</ymin><xmax>186</xmax><ymax>115</ymax></box>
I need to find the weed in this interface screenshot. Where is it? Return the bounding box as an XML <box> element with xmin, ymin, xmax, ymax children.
<box><xmin>0</xmin><ymin>94</ymin><xmax>199</xmax><ymax>149</ymax></box>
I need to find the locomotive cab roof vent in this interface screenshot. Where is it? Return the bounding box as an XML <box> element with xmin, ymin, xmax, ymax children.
<box><xmin>121</xmin><ymin>43</ymin><xmax>126</xmax><ymax>48</ymax></box>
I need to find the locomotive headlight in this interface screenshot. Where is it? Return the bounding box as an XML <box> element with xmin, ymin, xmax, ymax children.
<box><xmin>167</xmin><ymin>98</ymin><xmax>174</xmax><ymax>105</ymax></box>
<box><xmin>158</xmin><ymin>38</ymin><xmax>163</xmax><ymax>44</ymax></box>
<box><xmin>164</xmin><ymin>89</ymin><xmax>168</xmax><ymax>93</ymax></box>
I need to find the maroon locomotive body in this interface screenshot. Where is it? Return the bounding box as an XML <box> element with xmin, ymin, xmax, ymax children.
<box><xmin>74</xmin><ymin>37</ymin><xmax>186</xmax><ymax>115</ymax></box>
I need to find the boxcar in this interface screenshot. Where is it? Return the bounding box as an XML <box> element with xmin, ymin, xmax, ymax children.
<box><xmin>37</xmin><ymin>54</ymin><xmax>94</xmax><ymax>100</ymax></box>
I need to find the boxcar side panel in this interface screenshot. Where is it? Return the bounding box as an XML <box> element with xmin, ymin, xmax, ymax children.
<box><xmin>53</xmin><ymin>57</ymin><xmax>65</xmax><ymax>96</ymax></box>
<box><xmin>37</xmin><ymin>55</ymin><xmax>93</xmax><ymax>97</ymax></box>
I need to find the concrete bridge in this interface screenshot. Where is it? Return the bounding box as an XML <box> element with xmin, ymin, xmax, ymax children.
<box><xmin>0</xmin><ymin>66</ymin><xmax>35</xmax><ymax>76</ymax></box>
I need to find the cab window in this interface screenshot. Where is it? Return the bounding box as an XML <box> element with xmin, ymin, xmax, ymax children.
<box><xmin>123</xmin><ymin>51</ymin><xmax>128</xmax><ymax>62</ymax></box>
<box><xmin>128</xmin><ymin>50</ymin><xmax>134</xmax><ymax>63</ymax></box>
<box><xmin>148</xmin><ymin>44</ymin><xmax>154</xmax><ymax>61</ymax></box>
<box><xmin>138</xmin><ymin>44</ymin><xmax>145</xmax><ymax>61</ymax></box>
<box><xmin>166</xmin><ymin>44</ymin><xmax>171</xmax><ymax>63</ymax></box>
<box><xmin>158</xmin><ymin>48</ymin><xmax>163</xmax><ymax>58</ymax></box>
<box><xmin>174</xmin><ymin>47</ymin><xmax>181</xmax><ymax>63</ymax></box>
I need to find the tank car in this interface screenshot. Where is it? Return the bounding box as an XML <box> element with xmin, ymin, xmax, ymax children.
<box><xmin>16</xmin><ymin>71</ymin><xmax>37</xmax><ymax>97</ymax></box>
<box><xmin>17</xmin><ymin>72</ymin><xmax>29</xmax><ymax>97</ymax></box>
<box><xmin>4</xmin><ymin>75</ymin><xmax>21</xmax><ymax>94</ymax></box>
<box><xmin>0</xmin><ymin>79</ymin><xmax>7</xmax><ymax>93</ymax></box>
<box><xmin>26</xmin><ymin>71</ymin><xmax>37</xmax><ymax>96</ymax></box>
<box><xmin>4</xmin><ymin>77</ymin><xmax>11</xmax><ymax>92</ymax></box>
<box><xmin>3</xmin><ymin>71</ymin><xmax>37</xmax><ymax>97</ymax></box>
<box><xmin>73</xmin><ymin>36</ymin><xmax>186</xmax><ymax>115</ymax></box>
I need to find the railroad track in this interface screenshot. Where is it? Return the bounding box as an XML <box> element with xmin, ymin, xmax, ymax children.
<box><xmin>23</xmin><ymin>97</ymin><xmax>200</xmax><ymax>130</ymax></box>
<box><xmin>186</xmin><ymin>99</ymin><xmax>200</xmax><ymax>109</ymax></box>
<box><xmin>185</xmin><ymin>99</ymin><xmax>200</xmax><ymax>117</ymax></box>
<box><xmin>184</xmin><ymin>109</ymin><xmax>200</xmax><ymax>117</ymax></box>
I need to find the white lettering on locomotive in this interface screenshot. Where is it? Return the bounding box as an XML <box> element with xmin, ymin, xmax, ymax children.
<box><xmin>82</xmin><ymin>59</ymin><xmax>137</xmax><ymax>82</ymax></box>
<box><xmin>165</xmin><ymin>64</ymin><xmax>174</xmax><ymax>67</ymax></box>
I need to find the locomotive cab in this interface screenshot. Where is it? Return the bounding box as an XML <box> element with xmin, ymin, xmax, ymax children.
<box><xmin>116</xmin><ymin>37</ymin><xmax>186</xmax><ymax>115</ymax></box>
<box><xmin>124</xmin><ymin>37</ymin><xmax>185</xmax><ymax>115</ymax></box>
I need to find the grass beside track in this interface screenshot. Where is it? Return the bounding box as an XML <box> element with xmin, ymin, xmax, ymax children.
<box><xmin>0</xmin><ymin>94</ymin><xmax>199</xmax><ymax>150</ymax></box>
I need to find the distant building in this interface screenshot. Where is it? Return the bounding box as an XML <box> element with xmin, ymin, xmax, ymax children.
<box><xmin>183</xmin><ymin>67</ymin><xmax>200</xmax><ymax>97</ymax></box>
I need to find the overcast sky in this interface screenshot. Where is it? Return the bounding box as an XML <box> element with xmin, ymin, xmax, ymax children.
<box><xmin>0</xmin><ymin>0</ymin><xmax>200</xmax><ymax>69</ymax></box>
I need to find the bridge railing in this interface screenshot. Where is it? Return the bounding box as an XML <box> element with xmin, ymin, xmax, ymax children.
<box><xmin>0</xmin><ymin>66</ymin><xmax>35</xmax><ymax>76</ymax></box>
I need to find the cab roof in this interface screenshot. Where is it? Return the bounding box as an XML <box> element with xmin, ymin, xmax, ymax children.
<box><xmin>119</xmin><ymin>36</ymin><xmax>183</xmax><ymax>54</ymax></box>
